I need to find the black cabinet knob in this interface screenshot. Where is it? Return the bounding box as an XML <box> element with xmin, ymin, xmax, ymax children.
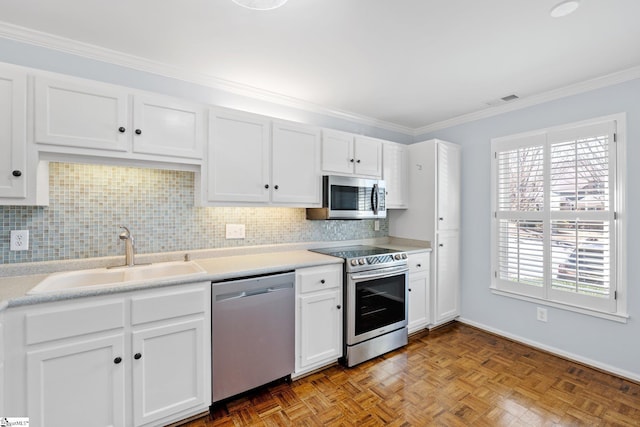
<box><xmin>320</xmin><ymin>279</ymin><xmax>325</xmax><ymax>284</ymax></box>
<box><xmin>417</xmin><ymin>264</ymin><xmax>422</xmax><ymax>268</ymax></box>
<box><xmin>337</xmin><ymin>305</ymin><xmax>341</xmax><ymax>309</ymax></box>
<box><xmin>12</xmin><ymin>170</ymin><xmax>22</xmax><ymax>177</ymax></box>
<box><xmin>356</xmin><ymin>159</ymin><xmax>361</xmax><ymax>163</ymax></box>
<box><xmin>134</xmin><ymin>353</ymin><xmax>142</xmax><ymax>360</ymax></box>
<box><xmin>274</xmin><ymin>185</ymin><xmax>279</xmax><ymax>190</ymax></box>
<box><xmin>439</xmin><ymin>244</ymin><xmax>444</xmax><ymax>247</ymax></box>
<box><xmin>114</xmin><ymin>357</ymin><xmax>122</xmax><ymax>364</ymax></box>
<box><xmin>118</xmin><ymin>127</ymin><xmax>126</xmax><ymax>133</ymax></box>
<box><xmin>135</xmin><ymin>129</ymin><xmax>142</xmax><ymax>135</ymax></box>
<box><xmin>408</xmin><ymin>288</ymin><xmax>412</xmax><ymax>292</ymax></box>
<box><xmin>439</xmin><ymin>217</ymin><xmax>444</xmax><ymax>221</ymax></box>
<box><xmin>350</xmin><ymin>159</ymin><xmax>355</xmax><ymax>163</ymax></box>
<box><xmin>264</xmin><ymin>184</ymin><xmax>269</xmax><ymax>189</ymax></box>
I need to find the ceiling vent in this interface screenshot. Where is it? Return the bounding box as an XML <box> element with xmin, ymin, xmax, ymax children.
<box><xmin>486</xmin><ymin>94</ymin><xmax>520</xmax><ymax>106</ymax></box>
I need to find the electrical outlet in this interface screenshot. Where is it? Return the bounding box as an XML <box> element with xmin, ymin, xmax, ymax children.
<box><xmin>10</xmin><ymin>230</ymin><xmax>29</xmax><ymax>251</ymax></box>
<box><xmin>536</xmin><ymin>307</ymin><xmax>548</xmax><ymax>322</ymax></box>
<box><xmin>374</xmin><ymin>220</ymin><xmax>380</xmax><ymax>231</ymax></box>
<box><xmin>225</xmin><ymin>224</ymin><xmax>246</xmax><ymax>239</ymax></box>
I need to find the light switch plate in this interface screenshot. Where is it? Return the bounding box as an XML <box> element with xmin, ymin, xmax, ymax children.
<box><xmin>10</xmin><ymin>230</ymin><xmax>29</xmax><ymax>251</ymax></box>
<box><xmin>225</xmin><ymin>224</ymin><xmax>246</xmax><ymax>239</ymax></box>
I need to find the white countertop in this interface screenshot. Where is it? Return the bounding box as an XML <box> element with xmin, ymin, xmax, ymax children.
<box><xmin>0</xmin><ymin>250</ymin><xmax>342</xmax><ymax>310</ymax></box>
<box><xmin>0</xmin><ymin>237</ymin><xmax>430</xmax><ymax>311</ymax></box>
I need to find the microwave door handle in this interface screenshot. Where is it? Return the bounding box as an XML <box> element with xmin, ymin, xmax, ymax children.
<box><xmin>372</xmin><ymin>183</ymin><xmax>379</xmax><ymax>215</ymax></box>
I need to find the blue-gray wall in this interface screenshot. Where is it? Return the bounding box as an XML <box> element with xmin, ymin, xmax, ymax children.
<box><xmin>417</xmin><ymin>78</ymin><xmax>640</xmax><ymax>380</ymax></box>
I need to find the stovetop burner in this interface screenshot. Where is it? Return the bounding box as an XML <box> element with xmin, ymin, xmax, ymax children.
<box><xmin>310</xmin><ymin>245</ymin><xmax>407</xmax><ymax>272</ymax></box>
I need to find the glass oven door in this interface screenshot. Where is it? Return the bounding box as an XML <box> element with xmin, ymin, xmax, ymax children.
<box><xmin>346</xmin><ymin>266</ymin><xmax>408</xmax><ymax>345</ymax></box>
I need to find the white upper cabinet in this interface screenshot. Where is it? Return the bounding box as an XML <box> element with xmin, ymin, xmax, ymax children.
<box><xmin>0</xmin><ymin>67</ymin><xmax>27</xmax><ymax>199</ymax></box>
<box><xmin>382</xmin><ymin>142</ymin><xmax>408</xmax><ymax>209</ymax></box>
<box><xmin>35</xmin><ymin>76</ymin><xmax>129</xmax><ymax>152</ymax></box>
<box><xmin>321</xmin><ymin>129</ymin><xmax>382</xmax><ymax>178</ymax></box>
<box><xmin>208</xmin><ymin>108</ymin><xmax>271</xmax><ymax>204</ymax></box>
<box><xmin>206</xmin><ymin>108</ymin><xmax>321</xmax><ymax>207</ymax></box>
<box><xmin>131</xmin><ymin>94</ymin><xmax>203</xmax><ymax>159</ymax></box>
<box><xmin>271</xmin><ymin>120</ymin><xmax>321</xmax><ymax>205</ymax></box>
<box><xmin>34</xmin><ymin>76</ymin><xmax>204</xmax><ymax>162</ymax></box>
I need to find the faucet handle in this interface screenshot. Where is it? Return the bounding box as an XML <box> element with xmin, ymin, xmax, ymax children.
<box><xmin>119</xmin><ymin>225</ymin><xmax>131</xmax><ymax>240</ymax></box>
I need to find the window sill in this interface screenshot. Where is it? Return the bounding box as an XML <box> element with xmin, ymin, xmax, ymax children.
<box><xmin>490</xmin><ymin>287</ymin><xmax>629</xmax><ymax>323</ymax></box>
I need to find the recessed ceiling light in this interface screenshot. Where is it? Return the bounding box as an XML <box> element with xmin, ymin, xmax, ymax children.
<box><xmin>232</xmin><ymin>0</ymin><xmax>288</xmax><ymax>10</ymax></box>
<box><xmin>550</xmin><ymin>0</ymin><xmax>580</xmax><ymax>18</ymax></box>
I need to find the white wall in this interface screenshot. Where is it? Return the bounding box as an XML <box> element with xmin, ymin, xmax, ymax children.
<box><xmin>416</xmin><ymin>78</ymin><xmax>640</xmax><ymax>380</ymax></box>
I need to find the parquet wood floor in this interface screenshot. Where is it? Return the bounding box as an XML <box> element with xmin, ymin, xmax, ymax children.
<box><xmin>181</xmin><ymin>323</ymin><xmax>640</xmax><ymax>426</ymax></box>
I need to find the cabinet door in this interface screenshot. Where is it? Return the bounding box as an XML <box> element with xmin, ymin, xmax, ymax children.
<box><xmin>132</xmin><ymin>95</ymin><xmax>203</xmax><ymax>159</ymax></box>
<box><xmin>34</xmin><ymin>77</ymin><xmax>129</xmax><ymax>152</ymax></box>
<box><xmin>298</xmin><ymin>289</ymin><xmax>342</xmax><ymax>369</ymax></box>
<box><xmin>0</xmin><ymin>68</ymin><xmax>27</xmax><ymax>199</ymax></box>
<box><xmin>434</xmin><ymin>231</ymin><xmax>460</xmax><ymax>324</ymax></box>
<box><xmin>437</xmin><ymin>142</ymin><xmax>461</xmax><ymax>231</ymax></box>
<box><xmin>408</xmin><ymin>273</ymin><xmax>429</xmax><ymax>334</ymax></box>
<box><xmin>354</xmin><ymin>136</ymin><xmax>382</xmax><ymax>178</ymax></box>
<box><xmin>131</xmin><ymin>319</ymin><xmax>206</xmax><ymax>427</ymax></box>
<box><xmin>382</xmin><ymin>142</ymin><xmax>408</xmax><ymax>208</ymax></box>
<box><xmin>0</xmin><ymin>320</ymin><xmax>4</xmax><ymax>416</ymax></box>
<box><xmin>321</xmin><ymin>129</ymin><xmax>354</xmax><ymax>175</ymax></box>
<box><xmin>272</xmin><ymin>121</ymin><xmax>321</xmax><ymax>205</ymax></box>
<box><xmin>26</xmin><ymin>334</ymin><xmax>126</xmax><ymax>427</ymax></box>
<box><xmin>208</xmin><ymin>108</ymin><xmax>270</xmax><ymax>203</ymax></box>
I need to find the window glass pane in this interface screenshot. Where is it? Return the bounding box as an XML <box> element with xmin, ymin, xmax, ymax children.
<box><xmin>497</xmin><ymin>146</ymin><xmax>544</xmax><ymax>211</ymax></box>
<box><xmin>550</xmin><ymin>135</ymin><xmax>609</xmax><ymax>211</ymax></box>
<box><xmin>551</xmin><ymin>220</ymin><xmax>610</xmax><ymax>297</ymax></box>
<box><xmin>498</xmin><ymin>219</ymin><xmax>544</xmax><ymax>287</ymax></box>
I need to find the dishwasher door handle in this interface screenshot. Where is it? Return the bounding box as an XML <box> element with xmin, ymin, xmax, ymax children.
<box><xmin>215</xmin><ymin>285</ymin><xmax>290</xmax><ymax>302</ymax></box>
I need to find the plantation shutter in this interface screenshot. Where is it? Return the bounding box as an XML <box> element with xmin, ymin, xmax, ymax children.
<box><xmin>492</xmin><ymin>120</ymin><xmax>617</xmax><ymax>313</ymax></box>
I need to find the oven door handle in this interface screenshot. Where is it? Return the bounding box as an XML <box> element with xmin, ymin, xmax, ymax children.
<box><xmin>350</xmin><ymin>266</ymin><xmax>409</xmax><ymax>281</ymax></box>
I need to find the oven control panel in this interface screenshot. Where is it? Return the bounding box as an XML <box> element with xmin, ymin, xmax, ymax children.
<box><xmin>348</xmin><ymin>252</ymin><xmax>407</xmax><ymax>269</ymax></box>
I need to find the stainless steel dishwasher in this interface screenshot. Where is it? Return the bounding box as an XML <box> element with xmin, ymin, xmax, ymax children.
<box><xmin>211</xmin><ymin>271</ymin><xmax>295</xmax><ymax>403</ymax></box>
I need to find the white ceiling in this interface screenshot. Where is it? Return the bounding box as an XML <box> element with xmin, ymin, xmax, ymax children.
<box><xmin>1</xmin><ymin>0</ymin><xmax>640</xmax><ymax>132</ymax></box>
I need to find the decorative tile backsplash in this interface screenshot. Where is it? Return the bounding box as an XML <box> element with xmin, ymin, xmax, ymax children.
<box><xmin>0</xmin><ymin>163</ymin><xmax>388</xmax><ymax>264</ymax></box>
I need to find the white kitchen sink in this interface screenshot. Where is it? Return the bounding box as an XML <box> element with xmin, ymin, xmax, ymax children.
<box><xmin>28</xmin><ymin>261</ymin><xmax>207</xmax><ymax>294</ymax></box>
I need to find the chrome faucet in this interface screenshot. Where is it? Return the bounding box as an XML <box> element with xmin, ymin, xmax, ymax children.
<box><xmin>119</xmin><ymin>225</ymin><xmax>135</xmax><ymax>267</ymax></box>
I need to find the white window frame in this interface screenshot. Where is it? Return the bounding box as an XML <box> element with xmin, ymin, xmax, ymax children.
<box><xmin>490</xmin><ymin>113</ymin><xmax>627</xmax><ymax>322</ymax></box>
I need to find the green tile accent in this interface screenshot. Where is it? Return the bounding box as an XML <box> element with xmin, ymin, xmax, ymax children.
<box><xmin>0</xmin><ymin>163</ymin><xmax>388</xmax><ymax>263</ymax></box>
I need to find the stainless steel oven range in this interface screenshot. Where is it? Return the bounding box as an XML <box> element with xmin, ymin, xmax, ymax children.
<box><xmin>310</xmin><ymin>245</ymin><xmax>409</xmax><ymax>367</ymax></box>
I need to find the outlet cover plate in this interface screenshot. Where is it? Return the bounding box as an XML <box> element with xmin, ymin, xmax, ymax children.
<box><xmin>225</xmin><ymin>224</ymin><xmax>246</xmax><ymax>239</ymax></box>
<box><xmin>10</xmin><ymin>230</ymin><xmax>29</xmax><ymax>251</ymax></box>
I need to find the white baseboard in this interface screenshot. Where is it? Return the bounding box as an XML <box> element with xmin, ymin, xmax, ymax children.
<box><xmin>457</xmin><ymin>317</ymin><xmax>640</xmax><ymax>384</ymax></box>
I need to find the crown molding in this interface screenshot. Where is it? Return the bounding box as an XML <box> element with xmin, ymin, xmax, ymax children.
<box><xmin>0</xmin><ymin>21</ymin><xmax>415</xmax><ymax>136</ymax></box>
<box><xmin>2</xmin><ymin>21</ymin><xmax>639</xmax><ymax>139</ymax></box>
<box><xmin>413</xmin><ymin>65</ymin><xmax>640</xmax><ymax>136</ymax></box>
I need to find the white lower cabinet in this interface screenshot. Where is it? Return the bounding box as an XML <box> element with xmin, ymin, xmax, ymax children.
<box><xmin>407</xmin><ymin>251</ymin><xmax>431</xmax><ymax>334</ymax></box>
<box><xmin>295</xmin><ymin>264</ymin><xmax>343</xmax><ymax>376</ymax></box>
<box><xmin>433</xmin><ymin>231</ymin><xmax>460</xmax><ymax>325</ymax></box>
<box><xmin>0</xmin><ymin>316</ymin><xmax>4</xmax><ymax>416</ymax></box>
<box><xmin>3</xmin><ymin>282</ymin><xmax>210</xmax><ymax>427</ymax></box>
<box><xmin>26</xmin><ymin>334</ymin><xmax>126</xmax><ymax>427</ymax></box>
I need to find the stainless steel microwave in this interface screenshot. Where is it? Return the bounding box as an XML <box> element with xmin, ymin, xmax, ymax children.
<box><xmin>306</xmin><ymin>175</ymin><xmax>386</xmax><ymax>220</ymax></box>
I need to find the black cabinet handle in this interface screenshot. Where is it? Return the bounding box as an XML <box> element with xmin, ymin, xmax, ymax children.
<box><xmin>135</xmin><ymin>129</ymin><xmax>142</xmax><ymax>135</ymax></box>
<box><xmin>118</xmin><ymin>127</ymin><xmax>126</xmax><ymax>133</ymax></box>
<box><xmin>439</xmin><ymin>244</ymin><xmax>444</xmax><ymax>247</ymax></box>
<box><xmin>320</xmin><ymin>279</ymin><xmax>325</xmax><ymax>284</ymax></box>
<box><xmin>12</xmin><ymin>170</ymin><xmax>22</xmax><ymax>177</ymax></box>
<box><xmin>274</xmin><ymin>185</ymin><xmax>279</xmax><ymax>190</ymax></box>
<box><xmin>337</xmin><ymin>305</ymin><xmax>341</xmax><ymax>309</ymax></box>
<box><xmin>264</xmin><ymin>184</ymin><xmax>269</xmax><ymax>189</ymax></box>
<box><xmin>134</xmin><ymin>353</ymin><xmax>142</xmax><ymax>360</ymax></box>
<box><xmin>114</xmin><ymin>357</ymin><xmax>122</xmax><ymax>364</ymax></box>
